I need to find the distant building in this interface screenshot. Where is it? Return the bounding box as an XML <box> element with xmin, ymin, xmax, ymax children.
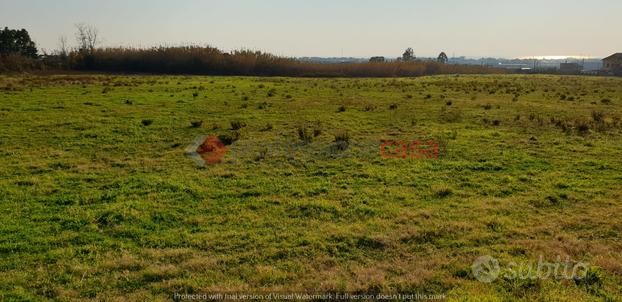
<box><xmin>602</xmin><ymin>53</ymin><xmax>622</xmax><ymax>73</ymax></box>
<box><xmin>496</xmin><ymin>63</ymin><xmax>530</xmax><ymax>70</ymax></box>
<box><xmin>559</xmin><ymin>62</ymin><xmax>581</xmax><ymax>74</ymax></box>
<box><xmin>369</xmin><ymin>56</ymin><xmax>385</xmax><ymax>63</ymax></box>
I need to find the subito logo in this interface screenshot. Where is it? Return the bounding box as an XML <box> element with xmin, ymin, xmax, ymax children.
<box><xmin>186</xmin><ymin>135</ymin><xmax>229</xmax><ymax>166</ymax></box>
<box><xmin>380</xmin><ymin>139</ymin><xmax>439</xmax><ymax>159</ymax></box>
<box><xmin>472</xmin><ymin>255</ymin><xmax>500</xmax><ymax>283</ymax></box>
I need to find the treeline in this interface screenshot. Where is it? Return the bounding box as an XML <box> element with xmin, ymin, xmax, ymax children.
<box><xmin>58</xmin><ymin>46</ymin><xmax>503</xmax><ymax>77</ymax></box>
<box><xmin>1</xmin><ymin>25</ymin><xmax>504</xmax><ymax>76</ymax></box>
<box><xmin>0</xmin><ymin>53</ymin><xmax>46</xmax><ymax>72</ymax></box>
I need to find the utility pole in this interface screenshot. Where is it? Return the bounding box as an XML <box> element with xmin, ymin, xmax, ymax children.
<box><xmin>533</xmin><ymin>58</ymin><xmax>537</xmax><ymax>70</ymax></box>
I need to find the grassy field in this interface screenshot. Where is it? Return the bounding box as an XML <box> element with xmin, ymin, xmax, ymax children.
<box><xmin>1</xmin><ymin>74</ymin><xmax>621</xmax><ymax>301</ymax></box>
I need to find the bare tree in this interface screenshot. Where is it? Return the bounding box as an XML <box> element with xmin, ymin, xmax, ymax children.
<box><xmin>75</xmin><ymin>23</ymin><xmax>99</xmax><ymax>53</ymax></box>
<box><xmin>58</xmin><ymin>35</ymin><xmax>68</xmax><ymax>57</ymax></box>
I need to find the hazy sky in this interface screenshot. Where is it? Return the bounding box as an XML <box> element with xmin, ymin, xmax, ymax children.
<box><xmin>1</xmin><ymin>0</ymin><xmax>621</xmax><ymax>58</ymax></box>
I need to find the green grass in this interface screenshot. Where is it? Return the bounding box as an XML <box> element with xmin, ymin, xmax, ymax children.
<box><xmin>1</xmin><ymin>74</ymin><xmax>621</xmax><ymax>301</ymax></box>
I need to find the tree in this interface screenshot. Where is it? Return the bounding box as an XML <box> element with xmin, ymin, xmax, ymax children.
<box><xmin>437</xmin><ymin>52</ymin><xmax>448</xmax><ymax>64</ymax></box>
<box><xmin>402</xmin><ymin>48</ymin><xmax>415</xmax><ymax>61</ymax></box>
<box><xmin>75</xmin><ymin>23</ymin><xmax>99</xmax><ymax>53</ymax></box>
<box><xmin>0</xmin><ymin>27</ymin><xmax>38</xmax><ymax>58</ymax></box>
<box><xmin>58</xmin><ymin>36</ymin><xmax>68</xmax><ymax>57</ymax></box>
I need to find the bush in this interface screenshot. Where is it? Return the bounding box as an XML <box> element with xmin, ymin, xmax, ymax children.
<box><xmin>575</xmin><ymin>119</ymin><xmax>590</xmax><ymax>135</ymax></box>
<box><xmin>591</xmin><ymin>111</ymin><xmax>604</xmax><ymax>122</ymax></box>
<box><xmin>218</xmin><ymin>132</ymin><xmax>240</xmax><ymax>145</ymax></box>
<box><xmin>262</xmin><ymin>123</ymin><xmax>273</xmax><ymax>131</ymax></box>
<box><xmin>575</xmin><ymin>267</ymin><xmax>602</xmax><ymax>289</ymax></box>
<box><xmin>440</xmin><ymin>108</ymin><xmax>462</xmax><ymax>123</ymax></box>
<box><xmin>254</xmin><ymin>148</ymin><xmax>268</xmax><ymax>161</ymax></box>
<box><xmin>334</xmin><ymin>131</ymin><xmax>350</xmax><ymax>151</ymax></box>
<box><xmin>297</xmin><ymin>125</ymin><xmax>314</xmax><ymax>144</ymax></box>
<box><xmin>230</xmin><ymin>121</ymin><xmax>246</xmax><ymax>130</ymax></box>
<box><xmin>0</xmin><ymin>54</ymin><xmax>43</xmax><ymax>72</ymax></box>
<box><xmin>433</xmin><ymin>185</ymin><xmax>453</xmax><ymax>198</ymax></box>
<box><xmin>363</xmin><ymin>104</ymin><xmax>376</xmax><ymax>111</ymax></box>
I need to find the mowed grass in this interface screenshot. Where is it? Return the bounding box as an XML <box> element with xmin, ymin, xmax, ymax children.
<box><xmin>1</xmin><ymin>74</ymin><xmax>621</xmax><ymax>301</ymax></box>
